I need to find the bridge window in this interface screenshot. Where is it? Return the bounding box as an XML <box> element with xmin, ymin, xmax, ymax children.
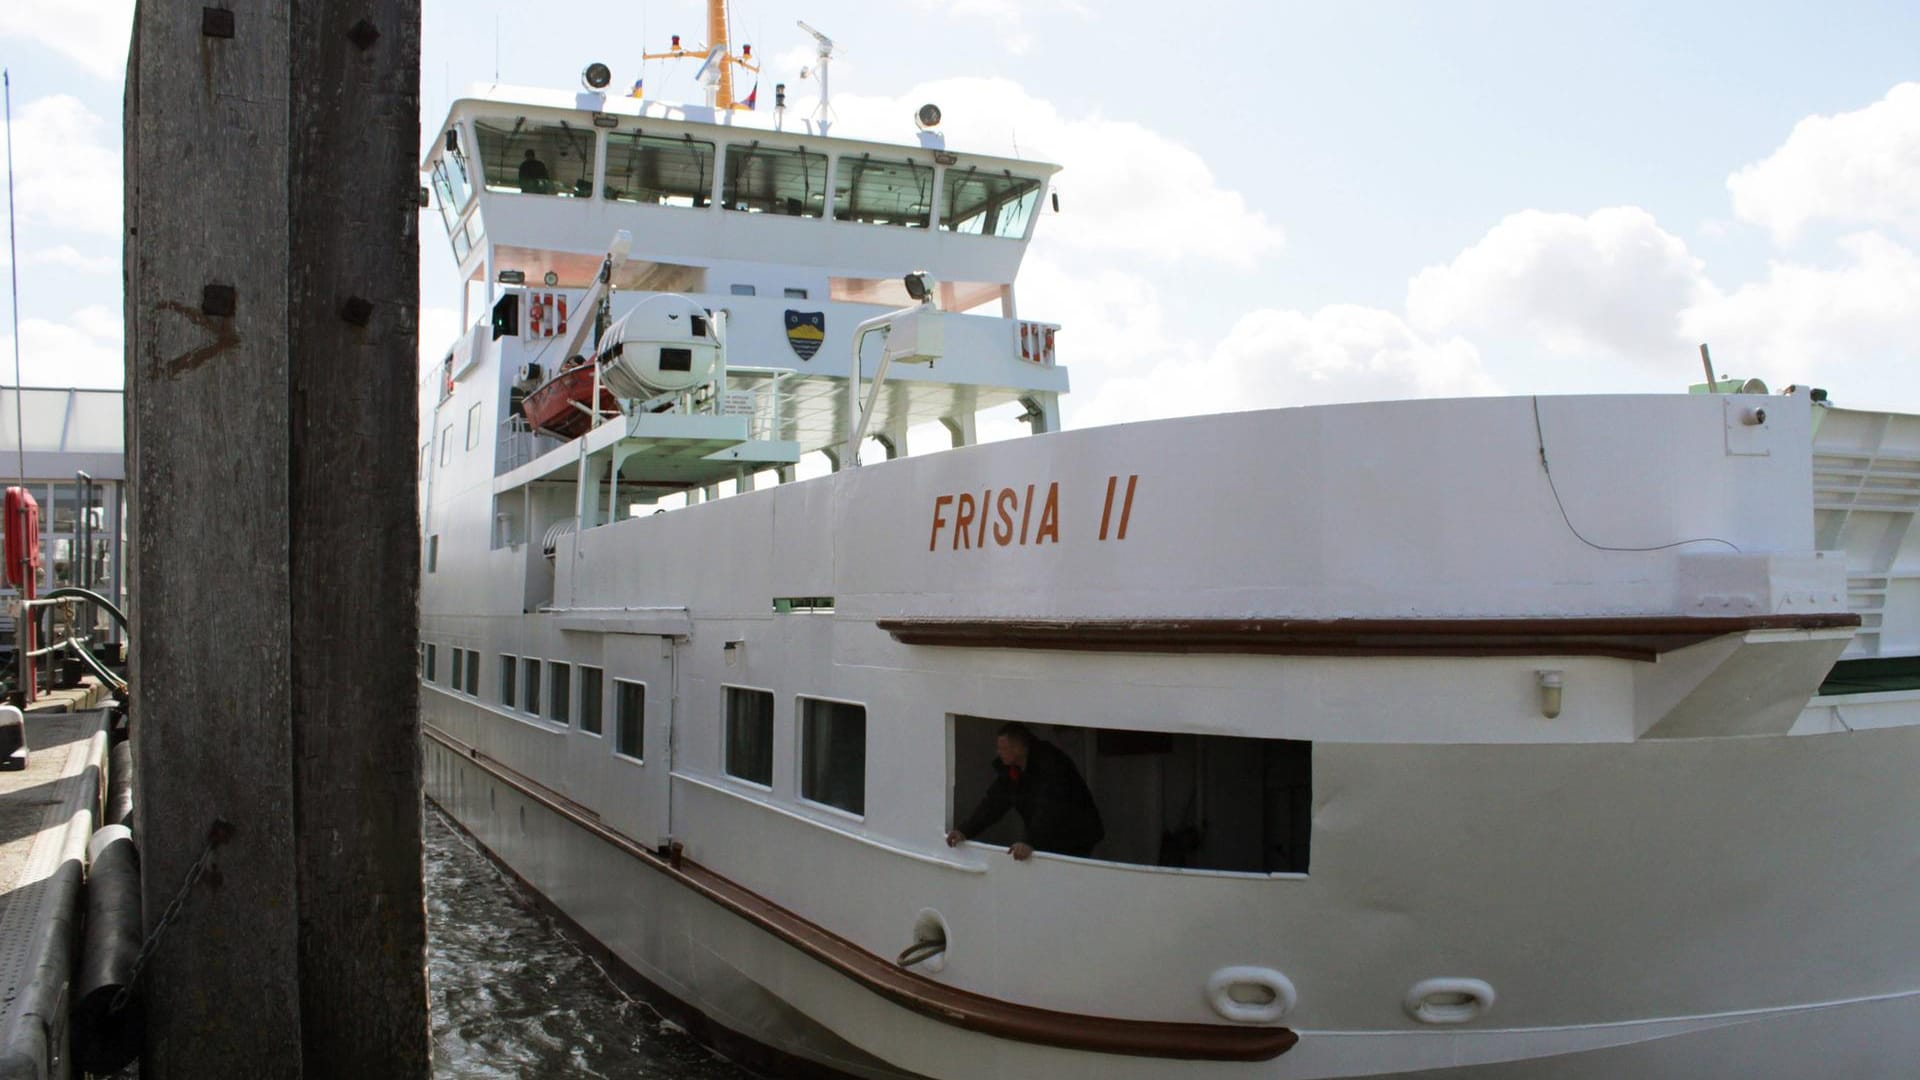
<box><xmin>950</xmin><ymin>717</ymin><xmax>1311</xmax><ymax>874</ymax></box>
<box><xmin>604</xmin><ymin>130</ymin><xmax>714</xmax><ymax>208</ymax></box>
<box><xmin>474</xmin><ymin>116</ymin><xmax>597</xmax><ymax>198</ymax></box>
<box><xmin>547</xmin><ymin>661</ymin><xmax>571</xmax><ymax>724</ymax></box>
<box><xmin>942</xmin><ymin>167</ymin><xmax>1042</xmax><ymax>239</ymax></box>
<box><xmin>521</xmin><ymin>657</ymin><xmax>541</xmax><ymax>714</ymax></box>
<box><xmin>800</xmin><ymin>698</ymin><xmax>865</xmax><ymax>816</ymax></box>
<box><xmin>464</xmin><ymin>650</ymin><xmax>480</xmax><ymax>696</ymax></box>
<box><xmin>724</xmin><ymin>686</ymin><xmax>774</xmax><ymax>787</ymax></box>
<box><xmin>723</xmin><ymin>143</ymin><xmax>827</xmax><ymax>217</ymax></box>
<box><xmin>499</xmin><ymin>653</ymin><xmax>517</xmax><ymax>706</ymax></box>
<box><xmin>834</xmin><ymin>154</ymin><xmax>932</xmax><ymax>228</ymax></box>
<box><xmin>450</xmin><ymin>648</ymin><xmax>463</xmax><ymax>690</ymax></box>
<box><xmin>616</xmin><ymin>680</ymin><xmax>645</xmax><ymax>760</ymax></box>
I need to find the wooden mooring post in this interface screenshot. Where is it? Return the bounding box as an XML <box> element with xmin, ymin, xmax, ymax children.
<box><xmin>124</xmin><ymin>2</ymin><xmax>429</xmax><ymax>1076</ymax></box>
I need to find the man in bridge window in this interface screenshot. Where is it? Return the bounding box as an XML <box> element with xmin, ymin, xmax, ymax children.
<box><xmin>947</xmin><ymin>723</ymin><xmax>1103</xmax><ymax>861</ymax></box>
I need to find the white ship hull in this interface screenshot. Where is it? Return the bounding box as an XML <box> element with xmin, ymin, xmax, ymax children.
<box><xmin>421</xmin><ymin>392</ymin><xmax>1920</xmax><ymax>1078</ymax></box>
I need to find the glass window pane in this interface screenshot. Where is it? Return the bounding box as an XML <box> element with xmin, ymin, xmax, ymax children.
<box><xmin>451</xmin><ymin>648</ymin><xmax>464</xmax><ymax>689</ymax></box>
<box><xmin>474</xmin><ymin>116</ymin><xmax>597</xmax><ymax>198</ymax></box>
<box><xmin>465</xmin><ymin>650</ymin><xmax>480</xmax><ymax>696</ymax></box>
<box><xmin>616</xmin><ymin>680</ymin><xmax>645</xmax><ymax>759</ymax></box>
<box><xmin>522</xmin><ymin>657</ymin><xmax>541</xmax><ymax>713</ymax></box>
<box><xmin>833</xmin><ymin>155</ymin><xmax>932</xmax><ymax>228</ymax></box>
<box><xmin>724</xmin><ymin>687</ymin><xmax>773</xmax><ymax>786</ymax></box>
<box><xmin>940</xmin><ymin>167</ymin><xmax>1043</xmax><ymax>239</ymax></box>
<box><xmin>500</xmin><ymin>654</ymin><xmax>517</xmax><ymax>705</ymax></box>
<box><xmin>548</xmin><ymin>661</ymin><xmax>571</xmax><ymax>723</ymax></box>
<box><xmin>723</xmin><ymin>143</ymin><xmax>827</xmax><ymax>217</ymax></box>
<box><xmin>579</xmin><ymin>666</ymin><xmax>603</xmax><ymax>735</ymax></box>
<box><xmin>425</xmin><ymin>644</ymin><xmax>437</xmax><ymax>682</ymax></box>
<box><xmin>603</xmin><ymin>130</ymin><xmax>714</xmax><ymax>208</ymax></box>
<box><xmin>801</xmin><ymin>698</ymin><xmax>865</xmax><ymax>815</ymax></box>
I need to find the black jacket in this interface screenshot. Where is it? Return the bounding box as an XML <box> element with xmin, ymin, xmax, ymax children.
<box><xmin>957</xmin><ymin>738</ymin><xmax>1104</xmax><ymax>856</ymax></box>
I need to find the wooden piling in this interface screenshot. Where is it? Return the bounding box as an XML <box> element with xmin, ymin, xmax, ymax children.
<box><xmin>124</xmin><ymin>3</ymin><xmax>428</xmax><ymax>1076</ymax></box>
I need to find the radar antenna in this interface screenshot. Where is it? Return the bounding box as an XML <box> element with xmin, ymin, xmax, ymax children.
<box><xmin>796</xmin><ymin>20</ymin><xmax>836</xmax><ymax>135</ymax></box>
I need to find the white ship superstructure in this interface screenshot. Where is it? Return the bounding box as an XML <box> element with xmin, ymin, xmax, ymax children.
<box><xmin>417</xmin><ymin>24</ymin><xmax>1920</xmax><ymax>1079</ymax></box>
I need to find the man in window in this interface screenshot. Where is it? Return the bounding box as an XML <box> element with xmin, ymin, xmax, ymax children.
<box><xmin>518</xmin><ymin>149</ymin><xmax>551</xmax><ymax>193</ymax></box>
<box><xmin>947</xmin><ymin>723</ymin><xmax>1103</xmax><ymax>860</ymax></box>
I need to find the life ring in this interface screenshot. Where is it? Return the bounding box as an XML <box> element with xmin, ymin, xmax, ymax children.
<box><xmin>1204</xmin><ymin>966</ymin><xmax>1296</xmax><ymax>1024</ymax></box>
<box><xmin>527</xmin><ymin>296</ymin><xmax>546</xmax><ymax>333</ymax></box>
<box><xmin>1403</xmin><ymin>977</ymin><xmax>1495</xmax><ymax>1024</ymax></box>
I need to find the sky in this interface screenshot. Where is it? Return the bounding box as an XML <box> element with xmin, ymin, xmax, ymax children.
<box><xmin>3</xmin><ymin>0</ymin><xmax>1919</xmax><ymax>430</ymax></box>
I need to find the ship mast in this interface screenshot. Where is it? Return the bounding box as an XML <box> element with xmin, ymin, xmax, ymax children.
<box><xmin>642</xmin><ymin>0</ymin><xmax>759</xmax><ymax>111</ymax></box>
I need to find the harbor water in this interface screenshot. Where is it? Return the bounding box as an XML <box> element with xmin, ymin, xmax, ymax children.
<box><xmin>427</xmin><ymin>806</ymin><xmax>754</xmax><ymax>1079</ymax></box>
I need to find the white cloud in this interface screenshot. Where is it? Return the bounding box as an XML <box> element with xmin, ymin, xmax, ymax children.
<box><xmin>1406</xmin><ymin>207</ymin><xmax>1710</xmax><ymax>360</ymax></box>
<box><xmin>0</xmin><ymin>0</ymin><xmax>135</xmax><ymax>81</ymax></box>
<box><xmin>1728</xmin><ymin>82</ymin><xmax>1920</xmax><ymax>245</ymax></box>
<box><xmin>1680</xmin><ymin>231</ymin><xmax>1920</xmax><ymax>389</ymax></box>
<box><xmin>420</xmin><ymin>305</ymin><xmax>463</xmax><ymax>371</ymax></box>
<box><xmin>823</xmin><ymin>77</ymin><xmax>1284</xmax><ymax>266</ymax></box>
<box><xmin>18</xmin><ymin>310</ymin><xmax>121</xmax><ymax>388</ymax></box>
<box><xmin>7</xmin><ymin>95</ymin><xmax>122</xmax><ymax>236</ymax></box>
<box><xmin>1069</xmin><ymin>303</ymin><xmax>1498</xmax><ymax>430</ymax></box>
<box><xmin>7</xmin><ymin>245</ymin><xmax>119</xmax><ymax>275</ymax></box>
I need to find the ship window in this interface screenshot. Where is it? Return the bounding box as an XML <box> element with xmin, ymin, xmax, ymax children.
<box><xmin>499</xmin><ymin>654</ymin><xmax>517</xmax><ymax>705</ymax></box>
<box><xmin>420</xmin><ymin>442</ymin><xmax>430</xmax><ymax>478</ymax></box>
<box><xmin>723</xmin><ymin>142</ymin><xmax>827</xmax><ymax>218</ymax></box>
<box><xmin>729</xmin><ymin>284</ymin><xmax>756</xmax><ymax>296</ymax></box>
<box><xmin>659</xmin><ymin>347</ymin><xmax>692</xmax><ymax>372</ymax></box>
<box><xmin>548</xmin><ymin>661</ymin><xmax>571</xmax><ymax>723</ymax></box>
<box><xmin>424</xmin><ymin>644</ymin><xmax>437</xmax><ymax>682</ymax></box>
<box><xmin>451</xmin><ymin>648</ymin><xmax>464</xmax><ymax>689</ymax></box>
<box><xmin>833</xmin><ymin>154</ymin><xmax>932</xmax><ymax>228</ymax></box>
<box><xmin>426</xmin><ymin>534</ymin><xmax>438</xmax><ymax>573</ymax></box>
<box><xmin>784</xmin><ymin>287</ymin><xmax>807</xmax><ymax>299</ymax></box>
<box><xmin>604</xmin><ymin>130</ymin><xmax>714</xmax><ymax>208</ymax></box>
<box><xmin>466</xmin><ymin>403</ymin><xmax>483</xmax><ymax>450</ymax></box>
<box><xmin>473</xmin><ymin>115</ymin><xmax>597</xmax><ymax>198</ymax></box>
<box><xmin>949</xmin><ymin>717</ymin><xmax>1312</xmax><ymax>874</ymax></box>
<box><xmin>724</xmin><ymin>686</ymin><xmax>774</xmax><ymax>787</ymax></box>
<box><xmin>579</xmin><ymin>666</ymin><xmax>604</xmax><ymax>735</ymax></box>
<box><xmin>521</xmin><ymin>657</ymin><xmax>541</xmax><ymax>714</ymax></box>
<box><xmin>941</xmin><ymin>167</ymin><xmax>1043</xmax><ymax>239</ymax></box>
<box><xmin>465</xmin><ymin>650</ymin><xmax>480</xmax><ymax>696</ymax></box>
<box><xmin>800</xmin><ymin>698</ymin><xmax>865</xmax><ymax>816</ymax></box>
<box><xmin>616</xmin><ymin>680</ymin><xmax>645</xmax><ymax>760</ymax></box>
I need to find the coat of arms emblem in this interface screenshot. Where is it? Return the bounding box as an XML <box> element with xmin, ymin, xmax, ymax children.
<box><xmin>785</xmin><ymin>310</ymin><xmax>825</xmax><ymax>361</ymax></box>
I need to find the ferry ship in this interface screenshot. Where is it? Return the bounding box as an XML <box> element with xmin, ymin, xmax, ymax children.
<box><xmin>416</xmin><ymin>10</ymin><xmax>1920</xmax><ymax>1077</ymax></box>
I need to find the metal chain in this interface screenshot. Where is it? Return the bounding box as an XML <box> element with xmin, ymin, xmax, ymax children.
<box><xmin>109</xmin><ymin>819</ymin><xmax>234</xmax><ymax>1015</ymax></box>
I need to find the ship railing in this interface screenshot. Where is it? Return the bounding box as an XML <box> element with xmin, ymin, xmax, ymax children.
<box><xmin>710</xmin><ymin>365</ymin><xmax>797</xmax><ymax>443</ymax></box>
<box><xmin>496</xmin><ymin>414</ymin><xmax>561</xmax><ymax>475</ymax></box>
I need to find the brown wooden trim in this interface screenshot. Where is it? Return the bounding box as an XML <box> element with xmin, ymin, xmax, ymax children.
<box><xmin>423</xmin><ymin>725</ymin><xmax>1298</xmax><ymax>1062</ymax></box>
<box><xmin>875</xmin><ymin>614</ymin><xmax>1863</xmax><ymax>662</ymax></box>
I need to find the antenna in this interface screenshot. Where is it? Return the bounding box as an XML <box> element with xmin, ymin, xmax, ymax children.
<box><xmin>4</xmin><ymin>70</ymin><xmax>22</xmax><ymax>489</ymax></box>
<box><xmin>796</xmin><ymin>20</ymin><xmax>835</xmax><ymax>135</ymax></box>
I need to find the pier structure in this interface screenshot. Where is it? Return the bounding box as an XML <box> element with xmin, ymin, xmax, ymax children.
<box><xmin>124</xmin><ymin>1</ymin><xmax>430</xmax><ymax>1075</ymax></box>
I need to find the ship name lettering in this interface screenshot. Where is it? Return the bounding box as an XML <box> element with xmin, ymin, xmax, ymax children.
<box><xmin>927</xmin><ymin>475</ymin><xmax>1137</xmax><ymax>551</ymax></box>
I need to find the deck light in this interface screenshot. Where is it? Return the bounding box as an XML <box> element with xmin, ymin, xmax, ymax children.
<box><xmin>544</xmin><ymin>271</ymin><xmax>559</xmax><ymax>286</ymax></box>
<box><xmin>742</xmin><ymin>44</ymin><xmax>752</xmax><ymax>58</ymax></box>
<box><xmin>903</xmin><ymin>271</ymin><xmax>932</xmax><ymax>302</ymax></box>
<box><xmin>497</xmin><ymin>269</ymin><xmax>526</xmax><ymax>285</ymax></box>
<box><xmin>671</xmin><ymin>34</ymin><xmax>681</xmax><ymax>49</ymax></box>
<box><xmin>582</xmin><ymin>62</ymin><xmax>612</xmax><ymax>90</ymax></box>
<box><xmin>444</xmin><ymin>129</ymin><xmax>459</xmax><ymax>153</ymax></box>
<box><xmin>775</xmin><ymin>83</ymin><xmax>787</xmax><ymax>108</ymax></box>
<box><xmin>1537</xmin><ymin>670</ymin><xmax>1563</xmax><ymax>719</ymax></box>
<box><xmin>592</xmin><ymin>112</ymin><xmax>619</xmax><ymax>128</ymax></box>
<box><xmin>915</xmin><ymin>103</ymin><xmax>942</xmax><ymax>130</ymax></box>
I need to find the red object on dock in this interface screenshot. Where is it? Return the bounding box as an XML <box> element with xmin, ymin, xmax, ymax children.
<box><xmin>4</xmin><ymin>487</ymin><xmax>38</xmax><ymax>589</ymax></box>
<box><xmin>521</xmin><ymin>363</ymin><xmax>617</xmax><ymax>439</ymax></box>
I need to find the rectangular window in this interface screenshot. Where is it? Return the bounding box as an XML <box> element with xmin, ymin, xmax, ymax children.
<box><xmin>940</xmin><ymin>166</ymin><xmax>1043</xmax><ymax>239</ymax></box>
<box><xmin>424</xmin><ymin>644</ymin><xmax>437</xmax><ymax>683</ymax></box>
<box><xmin>420</xmin><ymin>443</ymin><xmax>431</xmax><ymax>478</ymax></box>
<box><xmin>834</xmin><ymin>154</ymin><xmax>933</xmax><ymax>228</ymax></box>
<box><xmin>801</xmin><ymin>698</ymin><xmax>866</xmax><ymax>816</ymax></box>
<box><xmin>466</xmin><ymin>402</ymin><xmax>483</xmax><ymax>450</ymax></box>
<box><xmin>603</xmin><ymin>130</ymin><xmax>714</xmax><ymax>208</ymax></box>
<box><xmin>723</xmin><ymin>686</ymin><xmax>773</xmax><ymax>786</ymax></box>
<box><xmin>440</xmin><ymin>425</ymin><xmax>453</xmax><ymax>466</ymax></box>
<box><xmin>783</xmin><ymin>287</ymin><xmax>808</xmax><ymax>299</ymax></box>
<box><xmin>522</xmin><ymin>657</ymin><xmax>541</xmax><ymax>714</ymax></box>
<box><xmin>450</xmin><ymin>648</ymin><xmax>464</xmax><ymax>689</ymax></box>
<box><xmin>426</xmin><ymin>534</ymin><xmax>438</xmax><ymax>573</ymax></box>
<box><xmin>548</xmin><ymin>661</ymin><xmax>571</xmax><ymax>723</ymax></box>
<box><xmin>729</xmin><ymin>283</ymin><xmax>756</xmax><ymax>296</ymax></box>
<box><xmin>465</xmin><ymin>650</ymin><xmax>480</xmax><ymax>696</ymax></box>
<box><xmin>723</xmin><ymin>143</ymin><xmax>828</xmax><ymax>217</ymax></box>
<box><xmin>473</xmin><ymin>115</ymin><xmax>598</xmax><ymax>197</ymax></box>
<box><xmin>579</xmin><ymin>666</ymin><xmax>604</xmax><ymax>736</ymax></box>
<box><xmin>499</xmin><ymin>654</ymin><xmax>517</xmax><ymax>705</ymax></box>
<box><xmin>616</xmin><ymin>679</ymin><xmax>645</xmax><ymax>760</ymax></box>
<box><xmin>949</xmin><ymin>718</ymin><xmax>1312</xmax><ymax>873</ymax></box>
